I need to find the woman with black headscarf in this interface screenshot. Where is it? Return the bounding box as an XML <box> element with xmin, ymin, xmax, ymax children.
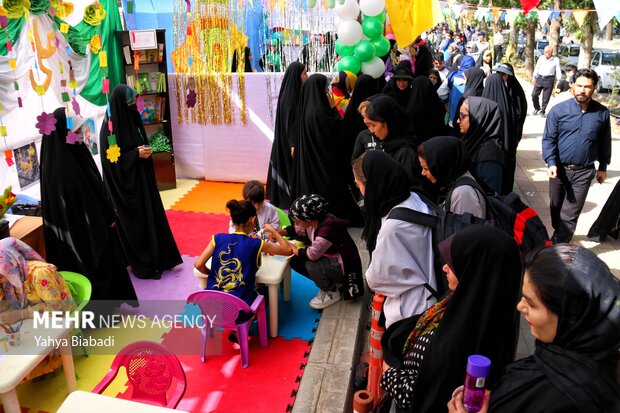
<box><xmin>482</xmin><ymin>73</ymin><xmax>518</xmax><ymax>195</ymax></box>
<box><xmin>450</xmin><ymin>244</ymin><xmax>620</xmax><ymax>413</ymax></box>
<box><xmin>382</xmin><ymin>60</ymin><xmax>414</xmax><ymax>108</ymax></box>
<box><xmin>342</xmin><ymin>74</ymin><xmax>377</xmax><ymax>159</ymax></box>
<box><xmin>427</xmin><ymin>69</ymin><xmax>442</xmax><ymax>93</ymax></box>
<box><xmin>588</xmin><ymin>180</ymin><xmax>620</xmax><ymax>242</ymax></box>
<box><xmin>292</xmin><ymin>74</ymin><xmax>362</xmax><ymax>224</ymax></box>
<box><xmin>100</xmin><ymin>85</ymin><xmax>182</xmax><ymax>279</ymax></box>
<box><xmin>266</xmin><ymin>62</ymin><xmax>307</xmax><ymax>209</ymax></box>
<box><xmin>363</xmin><ymin>95</ymin><xmax>418</xmax><ymax>183</ymax></box>
<box><xmin>418</xmin><ymin>136</ymin><xmax>486</xmax><ymax>219</ymax></box>
<box><xmin>457</xmin><ymin>96</ymin><xmax>504</xmax><ymax>195</ymax></box>
<box><xmin>462</xmin><ymin>67</ymin><xmax>485</xmax><ymax>99</ymax></box>
<box><xmin>414</xmin><ymin>43</ymin><xmax>434</xmax><ymax>79</ymax></box>
<box><xmin>380</xmin><ymin>225</ymin><xmax>522</xmax><ymax>412</ymax></box>
<box><xmin>406</xmin><ymin>77</ymin><xmax>448</xmax><ymax>143</ymax></box>
<box><xmin>353</xmin><ymin>151</ymin><xmax>436</xmax><ymax>315</ymax></box>
<box><xmin>41</xmin><ymin>108</ymin><xmax>137</xmax><ymax>302</ymax></box>
<box><xmin>231</xmin><ymin>46</ymin><xmax>255</xmax><ymax>72</ymax></box>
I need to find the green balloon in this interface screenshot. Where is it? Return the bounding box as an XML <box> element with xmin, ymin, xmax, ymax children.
<box><xmin>338</xmin><ymin>55</ymin><xmax>361</xmax><ymax>74</ymax></box>
<box><xmin>364</xmin><ymin>11</ymin><xmax>386</xmax><ymax>23</ymax></box>
<box><xmin>372</xmin><ymin>36</ymin><xmax>391</xmax><ymax>57</ymax></box>
<box><xmin>362</xmin><ymin>17</ymin><xmax>383</xmax><ymax>40</ymax></box>
<box><xmin>354</xmin><ymin>40</ymin><xmax>376</xmax><ymax>62</ymax></box>
<box><xmin>335</xmin><ymin>40</ymin><xmax>355</xmax><ymax>56</ymax></box>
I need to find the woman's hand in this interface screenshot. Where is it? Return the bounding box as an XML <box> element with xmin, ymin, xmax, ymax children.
<box><xmin>447</xmin><ymin>387</ymin><xmax>490</xmax><ymax>413</ymax></box>
<box><xmin>0</xmin><ymin>309</ymin><xmax>26</xmax><ymax>325</ymax></box>
<box><xmin>138</xmin><ymin>145</ymin><xmax>152</xmax><ymax>158</ymax></box>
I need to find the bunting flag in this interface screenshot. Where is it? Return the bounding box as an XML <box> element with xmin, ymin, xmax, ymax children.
<box><xmin>616</xmin><ymin>10</ymin><xmax>620</xmax><ymax>23</ymax></box>
<box><xmin>385</xmin><ymin>0</ymin><xmax>442</xmax><ymax>47</ymax></box>
<box><xmin>505</xmin><ymin>9</ymin><xmax>520</xmax><ymax>23</ymax></box>
<box><xmin>537</xmin><ymin>10</ymin><xmax>553</xmax><ymax>26</ymax></box>
<box><xmin>451</xmin><ymin>3</ymin><xmax>465</xmax><ymax>18</ymax></box>
<box><xmin>563</xmin><ymin>10</ymin><xmax>572</xmax><ymax>19</ymax></box>
<box><xmin>476</xmin><ymin>7</ymin><xmax>490</xmax><ymax>20</ymax></box>
<box><xmin>572</xmin><ymin>10</ymin><xmax>589</xmax><ymax>27</ymax></box>
<box><xmin>520</xmin><ymin>0</ymin><xmax>541</xmax><ymax>15</ymax></box>
<box><xmin>592</xmin><ymin>0</ymin><xmax>620</xmax><ymax>29</ymax></box>
<box><xmin>491</xmin><ymin>6</ymin><xmax>502</xmax><ymax>23</ymax></box>
<box><xmin>550</xmin><ymin>11</ymin><xmax>561</xmax><ymax>21</ymax></box>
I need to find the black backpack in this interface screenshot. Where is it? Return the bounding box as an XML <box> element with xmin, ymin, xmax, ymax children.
<box><xmin>387</xmin><ymin>192</ymin><xmax>493</xmax><ymax>298</ymax></box>
<box><xmin>445</xmin><ymin>176</ymin><xmax>551</xmax><ymax>260</ymax></box>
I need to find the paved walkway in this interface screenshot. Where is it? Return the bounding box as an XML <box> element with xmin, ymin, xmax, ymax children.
<box><xmin>293</xmin><ymin>79</ymin><xmax>620</xmax><ymax>412</ymax></box>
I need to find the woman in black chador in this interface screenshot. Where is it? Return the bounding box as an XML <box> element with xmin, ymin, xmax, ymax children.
<box><xmin>41</xmin><ymin>108</ymin><xmax>137</xmax><ymax>302</ymax></box>
<box><xmin>266</xmin><ymin>62</ymin><xmax>306</xmax><ymax>209</ymax></box>
<box><xmin>100</xmin><ymin>85</ymin><xmax>182</xmax><ymax>279</ymax></box>
<box><xmin>588</xmin><ymin>180</ymin><xmax>620</xmax><ymax>242</ymax></box>
<box><xmin>292</xmin><ymin>74</ymin><xmax>362</xmax><ymax>224</ymax></box>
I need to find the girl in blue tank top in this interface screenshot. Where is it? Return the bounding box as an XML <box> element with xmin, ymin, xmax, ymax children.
<box><xmin>194</xmin><ymin>200</ymin><xmax>292</xmax><ymax>306</ymax></box>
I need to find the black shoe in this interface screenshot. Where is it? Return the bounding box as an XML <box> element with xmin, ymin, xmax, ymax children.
<box><xmin>134</xmin><ymin>269</ymin><xmax>161</xmax><ymax>280</ymax></box>
<box><xmin>532</xmin><ymin>109</ymin><xmax>540</xmax><ymax>115</ymax></box>
<box><xmin>353</xmin><ymin>362</ymin><xmax>369</xmax><ymax>390</ymax></box>
<box><xmin>540</xmin><ymin>111</ymin><xmax>547</xmax><ymax>118</ymax></box>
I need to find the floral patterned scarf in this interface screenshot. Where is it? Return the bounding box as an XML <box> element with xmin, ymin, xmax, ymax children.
<box><xmin>403</xmin><ymin>294</ymin><xmax>451</xmax><ymax>354</ymax></box>
<box><xmin>0</xmin><ymin>237</ymin><xmax>44</xmax><ymax>309</ymax></box>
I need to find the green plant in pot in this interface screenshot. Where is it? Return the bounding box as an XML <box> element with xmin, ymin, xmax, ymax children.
<box><xmin>148</xmin><ymin>130</ymin><xmax>172</xmax><ymax>153</ymax></box>
<box><xmin>0</xmin><ymin>186</ymin><xmax>17</xmax><ymax>239</ymax></box>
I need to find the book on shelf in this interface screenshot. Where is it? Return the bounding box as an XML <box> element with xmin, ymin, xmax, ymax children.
<box><xmin>155</xmin><ymin>95</ymin><xmax>166</xmax><ymax>121</ymax></box>
<box><xmin>139</xmin><ymin>95</ymin><xmax>166</xmax><ymax>123</ymax></box>
<box><xmin>158</xmin><ymin>44</ymin><xmax>164</xmax><ymax>62</ymax></box>
<box><xmin>123</xmin><ymin>46</ymin><xmax>132</xmax><ymax>65</ymax></box>
<box><xmin>126</xmin><ymin>74</ymin><xmax>135</xmax><ymax>89</ymax></box>
<box><xmin>137</xmin><ymin>73</ymin><xmax>151</xmax><ymax>94</ymax></box>
<box><xmin>145</xmin><ymin>49</ymin><xmax>158</xmax><ymax>63</ymax></box>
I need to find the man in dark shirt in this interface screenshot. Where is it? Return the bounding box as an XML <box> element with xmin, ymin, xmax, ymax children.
<box><xmin>542</xmin><ymin>68</ymin><xmax>611</xmax><ymax>243</ymax></box>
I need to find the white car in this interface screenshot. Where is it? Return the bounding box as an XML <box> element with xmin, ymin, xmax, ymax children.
<box><xmin>558</xmin><ymin>44</ymin><xmax>580</xmax><ymax>66</ymax></box>
<box><xmin>591</xmin><ymin>49</ymin><xmax>620</xmax><ymax>92</ymax></box>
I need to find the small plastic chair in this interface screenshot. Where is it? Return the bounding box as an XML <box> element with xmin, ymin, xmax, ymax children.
<box><xmin>275</xmin><ymin>206</ymin><xmax>291</xmax><ymax>228</ymax></box>
<box><xmin>187</xmin><ymin>290</ymin><xmax>268</xmax><ymax>368</ymax></box>
<box><xmin>59</xmin><ymin>271</ymin><xmax>92</xmax><ymax>356</ymax></box>
<box><xmin>92</xmin><ymin>341</ymin><xmax>186</xmax><ymax>408</ymax></box>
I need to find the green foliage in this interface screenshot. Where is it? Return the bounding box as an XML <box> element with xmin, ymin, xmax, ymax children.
<box><xmin>148</xmin><ymin>130</ymin><xmax>172</xmax><ymax>153</ymax></box>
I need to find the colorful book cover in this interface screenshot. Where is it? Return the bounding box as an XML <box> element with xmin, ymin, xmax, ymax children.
<box><xmin>13</xmin><ymin>143</ymin><xmax>40</xmax><ymax>189</ymax></box>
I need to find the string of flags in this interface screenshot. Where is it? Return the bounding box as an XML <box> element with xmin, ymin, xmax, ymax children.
<box><xmin>438</xmin><ymin>0</ymin><xmax>620</xmax><ymax>31</ymax></box>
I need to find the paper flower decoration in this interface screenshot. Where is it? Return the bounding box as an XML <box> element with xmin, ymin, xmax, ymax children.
<box><xmin>66</xmin><ymin>130</ymin><xmax>81</xmax><ymax>144</ymax></box>
<box><xmin>51</xmin><ymin>0</ymin><xmax>74</xmax><ymax>19</ymax></box>
<box><xmin>136</xmin><ymin>96</ymin><xmax>145</xmax><ymax>113</ymax></box>
<box><xmin>83</xmin><ymin>2</ymin><xmax>106</xmax><ymax>26</ymax></box>
<box><xmin>106</xmin><ymin>144</ymin><xmax>120</xmax><ymax>163</ymax></box>
<box><xmin>0</xmin><ymin>186</ymin><xmax>17</xmax><ymax>219</ymax></box>
<box><xmin>72</xmin><ymin>97</ymin><xmax>81</xmax><ymax>116</ymax></box>
<box><xmin>3</xmin><ymin>0</ymin><xmax>28</xmax><ymax>19</ymax></box>
<box><xmin>35</xmin><ymin>111</ymin><xmax>57</xmax><ymax>135</ymax></box>
<box><xmin>89</xmin><ymin>34</ymin><xmax>102</xmax><ymax>54</ymax></box>
<box><xmin>186</xmin><ymin>89</ymin><xmax>197</xmax><ymax>108</ymax></box>
<box><xmin>4</xmin><ymin>150</ymin><xmax>13</xmax><ymax>167</ymax></box>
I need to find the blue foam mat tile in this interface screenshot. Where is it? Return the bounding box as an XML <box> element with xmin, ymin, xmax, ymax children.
<box><xmin>276</xmin><ymin>270</ymin><xmax>321</xmax><ymax>341</ymax></box>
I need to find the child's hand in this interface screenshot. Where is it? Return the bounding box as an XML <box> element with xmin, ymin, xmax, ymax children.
<box><xmin>263</xmin><ymin>224</ymin><xmax>275</xmax><ymax>234</ymax></box>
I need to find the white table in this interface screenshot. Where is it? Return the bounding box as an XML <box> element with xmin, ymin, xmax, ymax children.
<box><xmin>57</xmin><ymin>390</ymin><xmax>190</xmax><ymax>412</ymax></box>
<box><xmin>196</xmin><ymin>253</ymin><xmax>292</xmax><ymax>338</ymax></box>
<box><xmin>0</xmin><ymin>319</ymin><xmax>76</xmax><ymax>413</ymax></box>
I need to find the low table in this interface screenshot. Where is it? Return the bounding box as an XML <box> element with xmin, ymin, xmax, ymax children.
<box><xmin>0</xmin><ymin>319</ymin><xmax>76</xmax><ymax>413</ymax></box>
<box><xmin>57</xmin><ymin>391</ymin><xmax>189</xmax><ymax>413</ymax></box>
<box><xmin>8</xmin><ymin>216</ymin><xmax>45</xmax><ymax>258</ymax></box>
<box><xmin>196</xmin><ymin>254</ymin><xmax>292</xmax><ymax>338</ymax></box>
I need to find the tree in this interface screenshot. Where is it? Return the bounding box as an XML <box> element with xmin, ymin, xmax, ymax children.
<box><xmin>560</xmin><ymin>0</ymin><xmax>598</xmax><ymax>68</ymax></box>
<box><xmin>549</xmin><ymin>0</ymin><xmax>562</xmax><ymax>52</ymax></box>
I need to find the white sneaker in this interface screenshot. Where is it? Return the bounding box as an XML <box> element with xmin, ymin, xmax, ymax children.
<box><xmin>309</xmin><ymin>290</ymin><xmax>341</xmax><ymax>310</ymax></box>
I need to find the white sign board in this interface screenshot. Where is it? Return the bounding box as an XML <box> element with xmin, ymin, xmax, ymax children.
<box><xmin>129</xmin><ymin>29</ymin><xmax>157</xmax><ymax>50</ymax></box>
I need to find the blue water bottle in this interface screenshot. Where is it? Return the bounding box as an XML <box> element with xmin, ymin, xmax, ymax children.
<box><xmin>463</xmin><ymin>355</ymin><xmax>491</xmax><ymax>413</ymax></box>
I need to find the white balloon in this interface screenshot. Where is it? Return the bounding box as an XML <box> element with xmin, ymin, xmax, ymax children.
<box><xmin>361</xmin><ymin>56</ymin><xmax>385</xmax><ymax>78</ymax></box>
<box><xmin>335</xmin><ymin>0</ymin><xmax>360</xmax><ymax>20</ymax></box>
<box><xmin>337</xmin><ymin>20</ymin><xmax>363</xmax><ymax>46</ymax></box>
<box><xmin>359</xmin><ymin>0</ymin><xmax>385</xmax><ymax>17</ymax></box>
<box><xmin>334</xmin><ymin>14</ymin><xmax>342</xmax><ymax>28</ymax></box>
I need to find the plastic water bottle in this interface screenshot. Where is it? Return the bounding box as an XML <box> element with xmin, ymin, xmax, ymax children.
<box><xmin>463</xmin><ymin>355</ymin><xmax>491</xmax><ymax>413</ymax></box>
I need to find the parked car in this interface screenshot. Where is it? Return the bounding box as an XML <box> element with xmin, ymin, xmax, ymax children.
<box><xmin>558</xmin><ymin>44</ymin><xmax>580</xmax><ymax>66</ymax></box>
<box><xmin>591</xmin><ymin>49</ymin><xmax>620</xmax><ymax>92</ymax></box>
<box><xmin>534</xmin><ymin>39</ymin><xmax>550</xmax><ymax>58</ymax></box>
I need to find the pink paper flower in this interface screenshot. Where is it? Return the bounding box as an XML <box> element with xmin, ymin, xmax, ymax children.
<box><xmin>186</xmin><ymin>89</ymin><xmax>197</xmax><ymax>108</ymax></box>
<box><xmin>66</xmin><ymin>130</ymin><xmax>81</xmax><ymax>145</ymax></box>
<box><xmin>35</xmin><ymin>112</ymin><xmax>57</xmax><ymax>135</ymax></box>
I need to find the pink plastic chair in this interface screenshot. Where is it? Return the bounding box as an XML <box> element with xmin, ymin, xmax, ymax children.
<box><xmin>187</xmin><ymin>290</ymin><xmax>268</xmax><ymax>368</ymax></box>
<box><xmin>92</xmin><ymin>341</ymin><xmax>186</xmax><ymax>408</ymax></box>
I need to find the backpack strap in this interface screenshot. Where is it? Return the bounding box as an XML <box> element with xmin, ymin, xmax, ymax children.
<box><xmin>445</xmin><ymin>175</ymin><xmax>490</xmax><ymax>218</ymax></box>
<box><xmin>386</xmin><ymin>206</ymin><xmax>441</xmax><ymax>301</ymax></box>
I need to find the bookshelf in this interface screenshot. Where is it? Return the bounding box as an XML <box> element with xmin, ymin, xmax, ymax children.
<box><xmin>115</xmin><ymin>29</ymin><xmax>176</xmax><ymax>191</ymax></box>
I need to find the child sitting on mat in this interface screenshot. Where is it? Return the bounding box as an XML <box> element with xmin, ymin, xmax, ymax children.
<box><xmin>194</xmin><ymin>200</ymin><xmax>292</xmax><ymax>308</ymax></box>
<box><xmin>228</xmin><ymin>180</ymin><xmax>280</xmax><ymax>238</ymax></box>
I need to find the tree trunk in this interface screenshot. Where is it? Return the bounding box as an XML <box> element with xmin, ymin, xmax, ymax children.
<box><xmin>605</xmin><ymin>21</ymin><xmax>613</xmax><ymax>41</ymax></box>
<box><xmin>525</xmin><ymin>18</ymin><xmax>536</xmax><ymax>80</ymax></box>
<box><xmin>506</xmin><ymin>23</ymin><xmax>517</xmax><ymax>62</ymax></box>
<box><xmin>549</xmin><ymin>0</ymin><xmax>562</xmax><ymax>52</ymax></box>
<box><xmin>579</xmin><ymin>15</ymin><xmax>595</xmax><ymax>69</ymax></box>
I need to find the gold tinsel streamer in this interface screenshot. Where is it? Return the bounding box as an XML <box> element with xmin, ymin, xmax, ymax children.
<box><xmin>175</xmin><ymin>74</ymin><xmax>183</xmax><ymax>125</ymax></box>
<box><xmin>171</xmin><ymin>0</ymin><xmax>247</xmax><ymax>126</ymax></box>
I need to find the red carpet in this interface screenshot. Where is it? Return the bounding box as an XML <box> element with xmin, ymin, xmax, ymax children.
<box><xmin>152</xmin><ymin>327</ymin><xmax>311</xmax><ymax>413</ymax></box>
<box><xmin>166</xmin><ymin>210</ymin><xmax>230</xmax><ymax>257</ymax></box>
